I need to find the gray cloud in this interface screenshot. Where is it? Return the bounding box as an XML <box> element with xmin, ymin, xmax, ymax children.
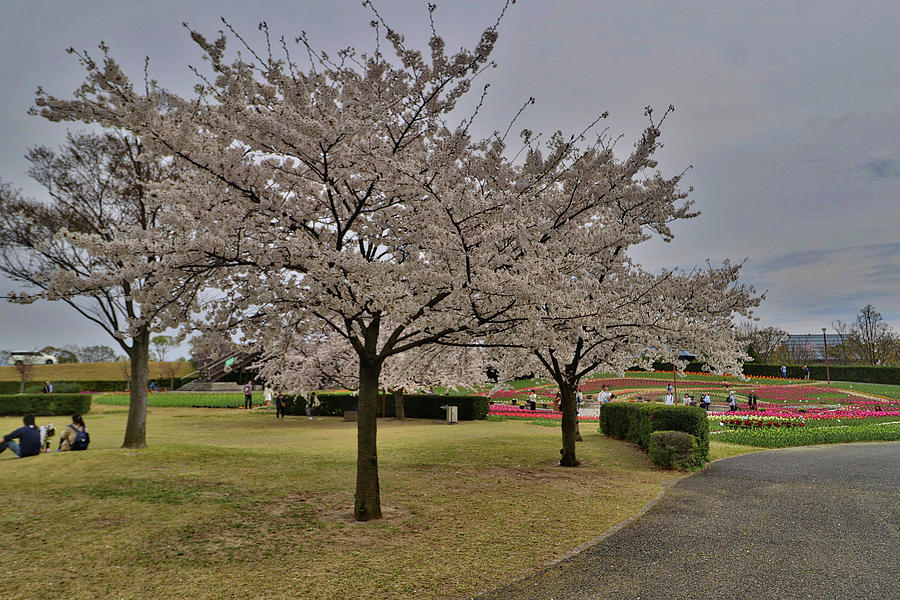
<box><xmin>756</xmin><ymin>243</ymin><xmax>900</xmax><ymax>272</ymax></box>
<box><xmin>861</xmin><ymin>158</ymin><xmax>900</xmax><ymax>179</ymax></box>
<box><xmin>2</xmin><ymin>0</ymin><xmax>900</xmax><ymax>348</ymax></box>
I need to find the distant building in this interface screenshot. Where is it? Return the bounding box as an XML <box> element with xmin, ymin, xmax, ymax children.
<box><xmin>784</xmin><ymin>334</ymin><xmax>843</xmax><ymax>361</ymax></box>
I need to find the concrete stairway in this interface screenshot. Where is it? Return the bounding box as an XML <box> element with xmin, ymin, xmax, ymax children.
<box><xmin>177</xmin><ymin>380</ymin><xmax>246</xmax><ymax>392</ymax></box>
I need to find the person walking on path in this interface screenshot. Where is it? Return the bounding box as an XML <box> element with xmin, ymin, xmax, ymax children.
<box><xmin>0</xmin><ymin>414</ymin><xmax>41</xmax><ymax>458</ymax></box>
<box><xmin>802</xmin><ymin>365</ymin><xmax>809</xmax><ymax>380</ymax></box>
<box><xmin>264</xmin><ymin>385</ymin><xmax>274</xmax><ymax>407</ymax></box>
<box><xmin>243</xmin><ymin>381</ymin><xmax>254</xmax><ymax>409</ymax></box>
<box><xmin>728</xmin><ymin>391</ymin><xmax>737</xmax><ymax>411</ymax></box>
<box><xmin>664</xmin><ymin>392</ymin><xmax>674</xmax><ymax>405</ymax></box>
<box><xmin>781</xmin><ymin>365</ymin><xmax>787</xmax><ymax>378</ymax></box>
<box><xmin>701</xmin><ymin>393</ymin><xmax>711</xmax><ymax>411</ymax></box>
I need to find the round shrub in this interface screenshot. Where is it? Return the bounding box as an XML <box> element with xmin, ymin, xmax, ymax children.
<box><xmin>648</xmin><ymin>430</ymin><xmax>704</xmax><ymax>471</ymax></box>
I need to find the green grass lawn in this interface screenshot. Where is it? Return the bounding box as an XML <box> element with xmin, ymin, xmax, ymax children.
<box><xmin>1</xmin><ymin>405</ymin><xmax>706</xmax><ymax>600</ymax></box>
<box><xmin>96</xmin><ymin>392</ymin><xmax>245</xmax><ymax>407</ymax></box>
<box><xmin>710</xmin><ymin>422</ymin><xmax>900</xmax><ymax>447</ymax></box>
<box><xmin>828</xmin><ymin>381</ymin><xmax>900</xmax><ymax>400</ymax></box>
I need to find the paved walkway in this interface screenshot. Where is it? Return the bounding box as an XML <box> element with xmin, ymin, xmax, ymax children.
<box><xmin>478</xmin><ymin>442</ymin><xmax>900</xmax><ymax>600</ymax></box>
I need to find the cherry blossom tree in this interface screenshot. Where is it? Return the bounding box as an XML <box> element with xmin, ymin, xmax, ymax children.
<box><xmin>31</xmin><ymin>4</ymin><xmax>526</xmax><ymax>520</ymax></box>
<box><xmin>481</xmin><ymin>114</ymin><xmax>760</xmax><ymax>466</ymax></box>
<box><xmin>0</xmin><ymin>132</ymin><xmax>203</xmax><ymax>448</ymax></box>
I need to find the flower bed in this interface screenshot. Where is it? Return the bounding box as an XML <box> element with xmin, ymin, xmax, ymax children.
<box><xmin>710</xmin><ymin>405</ymin><xmax>900</xmax><ymax>422</ymax></box>
<box><xmin>717</xmin><ymin>415</ymin><xmax>806</xmax><ymax>429</ymax></box>
<box><xmin>488</xmin><ymin>403</ymin><xmax>599</xmax><ymax>421</ymax></box>
<box><xmin>749</xmin><ymin>384</ymin><xmax>900</xmax><ymax>407</ymax></box>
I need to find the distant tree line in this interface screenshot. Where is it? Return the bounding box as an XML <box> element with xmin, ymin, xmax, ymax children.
<box><xmin>740</xmin><ymin>304</ymin><xmax>899</xmax><ymax>366</ymax></box>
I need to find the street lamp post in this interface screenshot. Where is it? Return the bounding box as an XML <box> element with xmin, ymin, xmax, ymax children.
<box><xmin>822</xmin><ymin>328</ymin><xmax>831</xmax><ymax>386</ymax></box>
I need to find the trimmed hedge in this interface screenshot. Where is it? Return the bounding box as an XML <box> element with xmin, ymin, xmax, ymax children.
<box><xmin>0</xmin><ymin>377</ymin><xmax>201</xmax><ymax>395</ymax></box>
<box><xmin>396</xmin><ymin>395</ymin><xmax>490</xmax><ymax>420</ymax></box>
<box><xmin>649</xmin><ymin>430</ymin><xmax>704</xmax><ymax>471</ymax></box>
<box><xmin>599</xmin><ymin>402</ymin><xmax>709</xmax><ymax>459</ymax></box>
<box><xmin>0</xmin><ymin>394</ymin><xmax>92</xmax><ymax>416</ymax></box>
<box><xmin>743</xmin><ymin>364</ymin><xmax>900</xmax><ymax>385</ymax></box>
<box><xmin>0</xmin><ymin>380</ymin><xmax>128</xmax><ymax>394</ymax></box>
<box><xmin>280</xmin><ymin>392</ymin><xmax>489</xmax><ymax>420</ymax></box>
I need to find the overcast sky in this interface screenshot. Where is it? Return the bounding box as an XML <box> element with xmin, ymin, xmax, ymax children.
<box><xmin>1</xmin><ymin>0</ymin><xmax>898</xmax><ymax>356</ymax></box>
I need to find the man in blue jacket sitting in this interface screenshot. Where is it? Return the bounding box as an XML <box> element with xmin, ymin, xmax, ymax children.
<box><xmin>0</xmin><ymin>413</ymin><xmax>42</xmax><ymax>458</ymax></box>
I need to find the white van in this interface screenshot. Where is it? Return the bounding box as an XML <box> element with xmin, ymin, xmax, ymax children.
<box><xmin>10</xmin><ymin>351</ymin><xmax>57</xmax><ymax>365</ymax></box>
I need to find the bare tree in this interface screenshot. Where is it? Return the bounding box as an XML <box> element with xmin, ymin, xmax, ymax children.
<box><xmin>737</xmin><ymin>322</ymin><xmax>789</xmax><ymax>363</ymax></box>
<box><xmin>831</xmin><ymin>321</ymin><xmax>859</xmax><ymax>364</ymax></box>
<box><xmin>14</xmin><ymin>361</ymin><xmax>35</xmax><ymax>394</ymax></box>
<box><xmin>850</xmin><ymin>304</ymin><xmax>897</xmax><ymax>365</ymax></box>
<box><xmin>115</xmin><ymin>356</ymin><xmax>132</xmax><ymax>390</ymax></box>
<box><xmin>158</xmin><ymin>361</ymin><xmax>182</xmax><ymax>390</ymax></box>
<box><xmin>785</xmin><ymin>338</ymin><xmax>817</xmax><ymax>364</ymax></box>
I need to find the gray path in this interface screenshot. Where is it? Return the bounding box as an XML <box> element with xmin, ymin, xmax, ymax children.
<box><xmin>478</xmin><ymin>442</ymin><xmax>900</xmax><ymax>600</ymax></box>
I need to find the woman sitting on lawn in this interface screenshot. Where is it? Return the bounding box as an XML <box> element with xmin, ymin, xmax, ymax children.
<box><xmin>58</xmin><ymin>414</ymin><xmax>88</xmax><ymax>452</ymax></box>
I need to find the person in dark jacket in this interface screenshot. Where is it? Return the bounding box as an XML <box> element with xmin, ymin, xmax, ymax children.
<box><xmin>275</xmin><ymin>393</ymin><xmax>287</xmax><ymax>419</ymax></box>
<box><xmin>0</xmin><ymin>414</ymin><xmax>42</xmax><ymax>458</ymax></box>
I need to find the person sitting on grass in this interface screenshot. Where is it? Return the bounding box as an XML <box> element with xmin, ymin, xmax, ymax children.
<box><xmin>58</xmin><ymin>414</ymin><xmax>89</xmax><ymax>452</ymax></box>
<box><xmin>0</xmin><ymin>414</ymin><xmax>41</xmax><ymax>458</ymax></box>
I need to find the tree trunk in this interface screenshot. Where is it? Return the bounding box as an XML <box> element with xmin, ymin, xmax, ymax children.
<box><xmin>392</xmin><ymin>387</ymin><xmax>405</xmax><ymax>421</ymax></box>
<box><xmin>558</xmin><ymin>380</ymin><xmax>581</xmax><ymax>467</ymax></box>
<box><xmin>354</xmin><ymin>357</ymin><xmax>383</xmax><ymax>521</ymax></box>
<box><xmin>122</xmin><ymin>328</ymin><xmax>150</xmax><ymax>449</ymax></box>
